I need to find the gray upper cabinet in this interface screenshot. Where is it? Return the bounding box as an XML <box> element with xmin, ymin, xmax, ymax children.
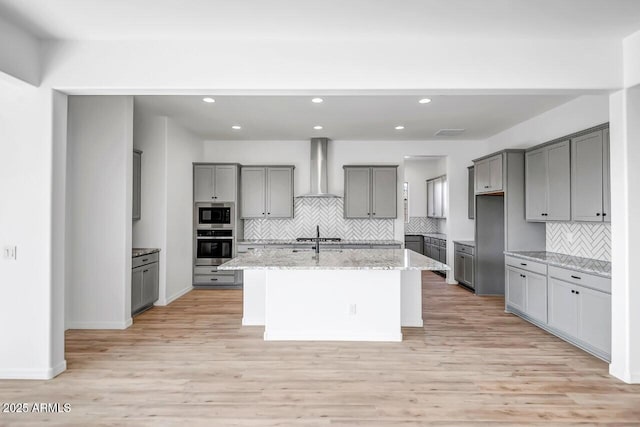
<box><xmin>525</xmin><ymin>140</ymin><xmax>570</xmax><ymax>221</ymax></box>
<box><xmin>266</xmin><ymin>167</ymin><xmax>294</xmax><ymax>218</ymax></box>
<box><xmin>571</xmin><ymin>130</ymin><xmax>608</xmax><ymax>222</ymax></box>
<box><xmin>427</xmin><ymin>175</ymin><xmax>447</xmax><ymax>219</ymax></box>
<box><xmin>372</xmin><ymin>167</ymin><xmax>397</xmax><ymax>218</ymax></box>
<box><xmin>468</xmin><ymin>166</ymin><xmax>475</xmax><ymax>219</ymax></box>
<box><xmin>344</xmin><ymin>166</ymin><xmax>397</xmax><ymax>219</ymax></box>
<box><xmin>603</xmin><ymin>128</ymin><xmax>611</xmax><ymax>223</ymax></box>
<box><xmin>240</xmin><ymin>166</ymin><xmax>294</xmax><ymax>219</ymax></box>
<box><xmin>194</xmin><ymin>164</ymin><xmax>237</xmax><ymax>202</ymax></box>
<box><xmin>475</xmin><ymin>154</ymin><xmax>503</xmax><ymax>194</ymax></box>
<box><xmin>133</xmin><ymin>149</ymin><xmax>142</xmax><ymax>221</ymax></box>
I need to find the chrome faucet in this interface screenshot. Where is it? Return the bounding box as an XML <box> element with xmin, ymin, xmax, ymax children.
<box><xmin>315</xmin><ymin>225</ymin><xmax>320</xmax><ymax>254</ymax></box>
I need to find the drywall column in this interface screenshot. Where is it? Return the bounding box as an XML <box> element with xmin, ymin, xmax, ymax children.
<box><xmin>609</xmin><ymin>86</ymin><xmax>640</xmax><ymax>384</ymax></box>
<box><xmin>66</xmin><ymin>96</ymin><xmax>133</xmax><ymax>329</ymax></box>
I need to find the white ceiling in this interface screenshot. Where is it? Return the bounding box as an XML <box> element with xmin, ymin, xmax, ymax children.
<box><xmin>134</xmin><ymin>95</ymin><xmax>577</xmax><ymax>140</ymax></box>
<box><xmin>1</xmin><ymin>0</ymin><xmax>639</xmax><ymax>40</ymax></box>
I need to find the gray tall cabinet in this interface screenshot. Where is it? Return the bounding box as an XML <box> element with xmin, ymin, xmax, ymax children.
<box><xmin>343</xmin><ymin>166</ymin><xmax>397</xmax><ymax>219</ymax></box>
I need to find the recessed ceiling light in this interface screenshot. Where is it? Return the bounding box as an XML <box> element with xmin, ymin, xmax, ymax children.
<box><xmin>418</xmin><ymin>98</ymin><xmax>432</xmax><ymax>104</ymax></box>
<box><xmin>202</xmin><ymin>97</ymin><xmax>216</xmax><ymax>103</ymax></box>
<box><xmin>311</xmin><ymin>97</ymin><xmax>324</xmax><ymax>103</ymax></box>
<box><xmin>232</xmin><ymin>125</ymin><xmax>242</xmax><ymax>130</ymax></box>
<box><xmin>313</xmin><ymin>125</ymin><xmax>323</xmax><ymax>130</ymax></box>
<box><xmin>395</xmin><ymin>125</ymin><xmax>405</xmax><ymax>130</ymax></box>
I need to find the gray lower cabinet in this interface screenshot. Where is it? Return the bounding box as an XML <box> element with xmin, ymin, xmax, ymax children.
<box><xmin>404</xmin><ymin>235</ymin><xmax>423</xmax><ymax>254</ymax></box>
<box><xmin>132</xmin><ymin>150</ymin><xmax>142</xmax><ymax>220</ymax></box>
<box><xmin>525</xmin><ymin>140</ymin><xmax>571</xmax><ymax>221</ymax></box>
<box><xmin>506</xmin><ymin>256</ymin><xmax>611</xmax><ymax>361</ymax></box>
<box><xmin>132</xmin><ymin>252</ymin><xmax>159</xmax><ymax>316</ymax></box>
<box><xmin>571</xmin><ymin>129</ymin><xmax>610</xmax><ymax>222</ymax></box>
<box><xmin>344</xmin><ymin>166</ymin><xmax>397</xmax><ymax>219</ymax></box>
<box><xmin>240</xmin><ymin>166</ymin><xmax>294</xmax><ymax>219</ymax></box>
<box><xmin>454</xmin><ymin>243</ymin><xmax>474</xmax><ymax>289</ymax></box>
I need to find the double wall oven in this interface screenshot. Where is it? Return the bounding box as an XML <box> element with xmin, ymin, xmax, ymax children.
<box><xmin>195</xmin><ymin>203</ymin><xmax>235</xmax><ymax>266</ymax></box>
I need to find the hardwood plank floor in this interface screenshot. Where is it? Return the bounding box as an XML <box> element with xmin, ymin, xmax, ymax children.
<box><xmin>2</xmin><ymin>272</ymin><xmax>640</xmax><ymax>426</ymax></box>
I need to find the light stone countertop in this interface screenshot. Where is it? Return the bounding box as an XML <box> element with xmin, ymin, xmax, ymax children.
<box><xmin>414</xmin><ymin>233</ymin><xmax>447</xmax><ymax>240</ymax></box>
<box><xmin>237</xmin><ymin>239</ymin><xmax>403</xmax><ymax>246</ymax></box>
<box><xmin>504</xmin><ymin>251</ymin><xmax>611</xmax><ymax>278</ymax></box>
<box><xmin>132</xmin><ymin>248</ymin><xmax>160</xmax><ymax>257</ymax></box>
<box><xmin>218</xmin><ymin>248</ymin><xmax>450</xmax><ymax>271</ymax></box>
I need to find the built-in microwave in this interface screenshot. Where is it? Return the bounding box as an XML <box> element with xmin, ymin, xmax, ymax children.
<box><xmin>195</xmin><ymin>229</ymin><xmax>234</xmax><ymax>266</ymax></box>
<box><xmin>196</xmin><ymin>202</ymin><xmax>234</xmax><ymax>228</ymax></box>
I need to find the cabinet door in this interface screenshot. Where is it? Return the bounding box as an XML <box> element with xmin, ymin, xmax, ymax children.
<box><xmin>454</xmin><ymin>253</ymin><xmax>465</xmax><ymax>283</ymax></box>
<box><xmin>194</xmin><ymin>165</ymin><xmax>215</xmax><ymax>202</ymax></box>
<box><xmin>406</xmin><ymin>240</ymin><xmax>423</xmax><ymax>254</ymax></box>
<box><xmin>506</xmin><ymin>266</ymin><xmax>525</xmax><ymax>311</ymax></box>
<box><xmin>475</xmin><ymin>159</ymin><xmax>490</xmax><ymax>193</ymax></box>
<box><xmin>131</xmin><ymin>267</ymin><xmax>144</xmax><ymax>314</ymax></box>
<box><xmin>142</xmin><ymin>262</ymin><xmax>159</xmax><ymax>307</ymax></box>
<box><xmin>548</xmin><ymin>278</ymin><xmax>579</xmax><ymax>337</ymax></box>
<box><xmin>571</xmin><ymin>130</ymin><xmax>604</xmax><ymax>221</ymax></box>
<box><xmin>463</xmin><ymin>255</ymin><xmax>474</xmax><ymax>286</ymax></box>
<box><xmin>603</xmin><ymin>128</ymin><xmax>611</xmax><ymax>223</ymax></box>
<box><xmin>266</xmin><ymin>167</ymin><xmax>293</xmax><ymax>218</ymax></box>
<box><xmin>577</xmin><ymin>286</ymin><xmax>611</xmax><ymax>355</ymax></box>
<box><xmin>371</xmin><ymin>167</ymin><xmax>397</xmax><ymax>218</ymax></box>
<box><xmin>546</xmin><ymin>140</ymin><xmax>571</xmax><ymax>221</ymax></box>
<box><xmin>214</xmin><ymin>165</ymin><xmax>237</xmax><ymax>202</ymax></box>
<box><xmin>427</xmin><ymin>180</ymin><xmax>435</xmax><ymax>217</ymax></box>
<box><xmin>240</xmin><ymin>167</ymin><xmax>266</xmax><ymax>218</ymax></box>
<box><xmin>468</xmin><ymin>167</ymin><xmax>475</xmax><ymax>219</ymax></box>
<box><xmin>133</xmin><ymin>151</ymin><xmax>142</xmax><ymax>220</ymax></box>
<box><xmin>525</xmin><ymin>148</ymin><xmax>547</xmax><ymax>221</ymax></box>
<box><xmin>489</xmin><ymin>155</ymin><xmax>503</xmax><ymax>191</ymax></box>
<box><xmin>344</xmin><ymin>168</ymin><xmax>371</xmax><ymax>218</ymax></box>
<box><xmin>433</xmin><ymin>177</ymin><xmax>443</xmax><ymax>218</ymax></box>
<box><xmin>525</xmin><ymin>271</ymin><xmax>547</xmax><ymax>324</ymax></box>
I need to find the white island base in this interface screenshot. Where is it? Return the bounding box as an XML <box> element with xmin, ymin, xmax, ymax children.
<box><xmin>243</xmin><ymin>269</ymin><xmax>423</xmax><ymax>342</ymax></box>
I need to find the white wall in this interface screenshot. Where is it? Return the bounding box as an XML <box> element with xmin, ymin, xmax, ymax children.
<box><xmin>203</xmin><ymin>139</ymin><xmax>484</xmax><ymax>281</ymax></box>
<box><xmin>404</xmin><ymin>157</ymin><xmax>445</xmax><ymax>218</ymax></box>
<box><xmin>624</xmin><ymin>30</ymin><xmax>640</xmax><ymax>88</ymax></box>
<box><xmin>0</xmin><ymin>15</ymin><xmax>40</xmax><ymax>85</ymax></box>
<box><xmin>133</xmin><ymin>109</ymin><xmax>201</xmax><ymax>305</ymax></box>
<box><xmin>165</xmin><ymin>119</ymin><xmax>202</xmax><ymax>303</ymax></box>
<box><xmin>66</xmin><ymin>96</ymin><xmax>133</xmax><ymax>329</ymax></box>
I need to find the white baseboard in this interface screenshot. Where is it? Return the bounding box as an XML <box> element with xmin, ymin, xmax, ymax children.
<box><xmin>401</xmin><ymin>318</ymin><xmax>424</xmax><ymax>327</ymax></box>
<box><xmin>67</xmin><ymin>318</ymin><xmax>132</xmax><ymax>330</ymax></box>
<box><xmin>610</xmin><ymin>364</ymin><xmax>640</xmax><ymax>384</ymax></box>
<box><xmin>264</xmin><ymin>330</ymin><xmax>403</xmax><ymax>342</ymax></box>
<box><xmin>242</xmin><ymin>317</ymin><xmax>265</xmax><ymax>326</ymax></box>
<box><xmin>165</xmin><ymin>286</ymin><xmax>193</xmax><ymax>305</ymax></box>
<box><xmin>0</xmin><ymin>360</ymin><xmax>66</xmax><ymax>380</ymax></box>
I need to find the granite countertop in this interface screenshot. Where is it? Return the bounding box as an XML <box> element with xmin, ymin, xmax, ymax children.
<box><xmin>238</xmin><ymin>239</ymin><xmax>403</xmax><ymax>246</ymax></box>
<box><xmin>504</xmin><ymin>251</ymin><xmax>611</xmax><ymax>278</ymax></box>
<box><xmin>132</xmin><ymin>248</ymin><xmax>160</xmax><ymax>257</ymax></box>
<box><xmin>418</xmin><ymin>233</ymin><xmax>447</xmax><ymax>239</ymax></box>
<box><xmin>218</xmin><ymin>248</ymin><xmax>450</xmax><ymax>271</ymax></box>
<box><xmin>453</xmin><ymin>240</ymin><xmax>476</xmax><ymax>247</ymax></box>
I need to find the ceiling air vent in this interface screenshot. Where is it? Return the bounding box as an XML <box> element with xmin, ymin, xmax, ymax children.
<box><xmin>434</xmin><ymin>128</ymin><xmax>466</xmax><ymax>137</ymax></box>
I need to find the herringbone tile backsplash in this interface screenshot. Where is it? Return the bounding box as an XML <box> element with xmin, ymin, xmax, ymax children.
<box><xmin>546</xmin><ymin>222</ymin><xmax>611</xmax><ymax>261</ymax></box>
<box><xmin>404</xmin><ymin>217</ymin><xmax>440</xmax><ymax>234</ymax></box>
<box><xmin>244</xmin><ymin>198</ymin><xmax>395</xmax><ymax>240</ymax></box>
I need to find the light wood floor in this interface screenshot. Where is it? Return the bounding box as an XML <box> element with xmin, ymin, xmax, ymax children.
<box><xmin>2</xmin><ymin>272</ymin><xmax>640</xmax><ymax>426</ymax></box>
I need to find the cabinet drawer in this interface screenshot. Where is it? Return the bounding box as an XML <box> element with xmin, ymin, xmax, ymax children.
<box><xmin>132</xmin><ymin>252</ymin><xmax>159</xmax><ymax>269</ymax></box>
<box><xmin>194</xmin><ymin>274</ymin><xmax>236</xmax><ymax>285</ymax></box>
<box><xmin>237</xmin><ymin>244</ymin><xmax>265</xmax><ymax>253</ymax></box>
<box><xmin>194</xmin><ymin>266</ymin><xmax>235</xmax><ymax>276</ymax></box>
<box><xmin>454</xmin><ymin>244</ymin><xmax>474</xmax><ymax>255</ymax></box>
<box><xmin>548</xmin><ymin>265</ymin><xmax>610</xmax><ymax>294</ymax></box>
<box><xmin>423</xmin><ymin>236</ymin><xmax>432</xmax><ymax>244</ymax></box>
<box><xmin>505</xmin><ymin>256</ymin><xmax>547</xmax><ymax>276</ymax></box>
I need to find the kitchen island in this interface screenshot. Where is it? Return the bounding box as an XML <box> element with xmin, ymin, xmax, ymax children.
<box><xmin>218</xmin><ymin>248</ymin><xmax>449</xmax><ymax>342</ymax></box>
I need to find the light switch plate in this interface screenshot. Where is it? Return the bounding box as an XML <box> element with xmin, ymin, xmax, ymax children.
<box><xmin>3</xmin><ymin>245</ymin><xmax>17</xmax><ymax>260</ymax></box>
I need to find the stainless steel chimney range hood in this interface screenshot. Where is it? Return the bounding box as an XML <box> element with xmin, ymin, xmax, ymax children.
<box><xmin>296</xmin><ymin>137</ymin><xmax>341</xmax><ymax>198</ymax></box>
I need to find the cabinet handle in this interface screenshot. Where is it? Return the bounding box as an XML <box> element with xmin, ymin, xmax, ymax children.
<box><xmin>143</xmin><ymin>269</ymin><xmax>149</xmax><ymax>273</ymax></box>
<box><xmin>571</xmin><ymin>290</ymin><xmax>575</xmax><ymax>294</ymax></box>
<box><xmin>211</xmin><ymin>270</ymin><xmax>216</xmax><ymax>273</ymax></box>
<box><xmin>372</xmin><ymin>213</ymin><xmax>376</xmax><ymax>215</ymax></box>
<box><xmin>520</xmin><ymin>263</ymin><xmax>527</xmax><ymax>266</ymax></box>
<box><xmin>603</xmin><ymin>213</ymin><xmax>607</xmax><ymax>217</ymax></box>
<box><xmin>484</xmin><ymin>185</ymin><xmax>489</xmax><ymax>189</ymax></box>
<box><xmin>575</xmin><ymin>291</ymin><xmax>580</xmax><ymax>295</ymax></box>
<box><xmin>596</xmin><ymin>213</ymin><xmax>601</xmax><ymax>216</ymax></box>
<box><xmin>261</xmin><ymin>212</ymin><xmax>265</xmax><ymax>215</ymax></box>
<box><xmin>142</xmin><ymin>258</ymin><xmax>148</xmax><ymax>262</ymax></box>
<box><xmin>210</xmin><ymin>278</ymin><xmax>218</xmax><ymax>281</ymax></box>
<box><xmin>570</xmin><ymin>275</ymin><xmax>581</xmax><ymax>280</ymax></box>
